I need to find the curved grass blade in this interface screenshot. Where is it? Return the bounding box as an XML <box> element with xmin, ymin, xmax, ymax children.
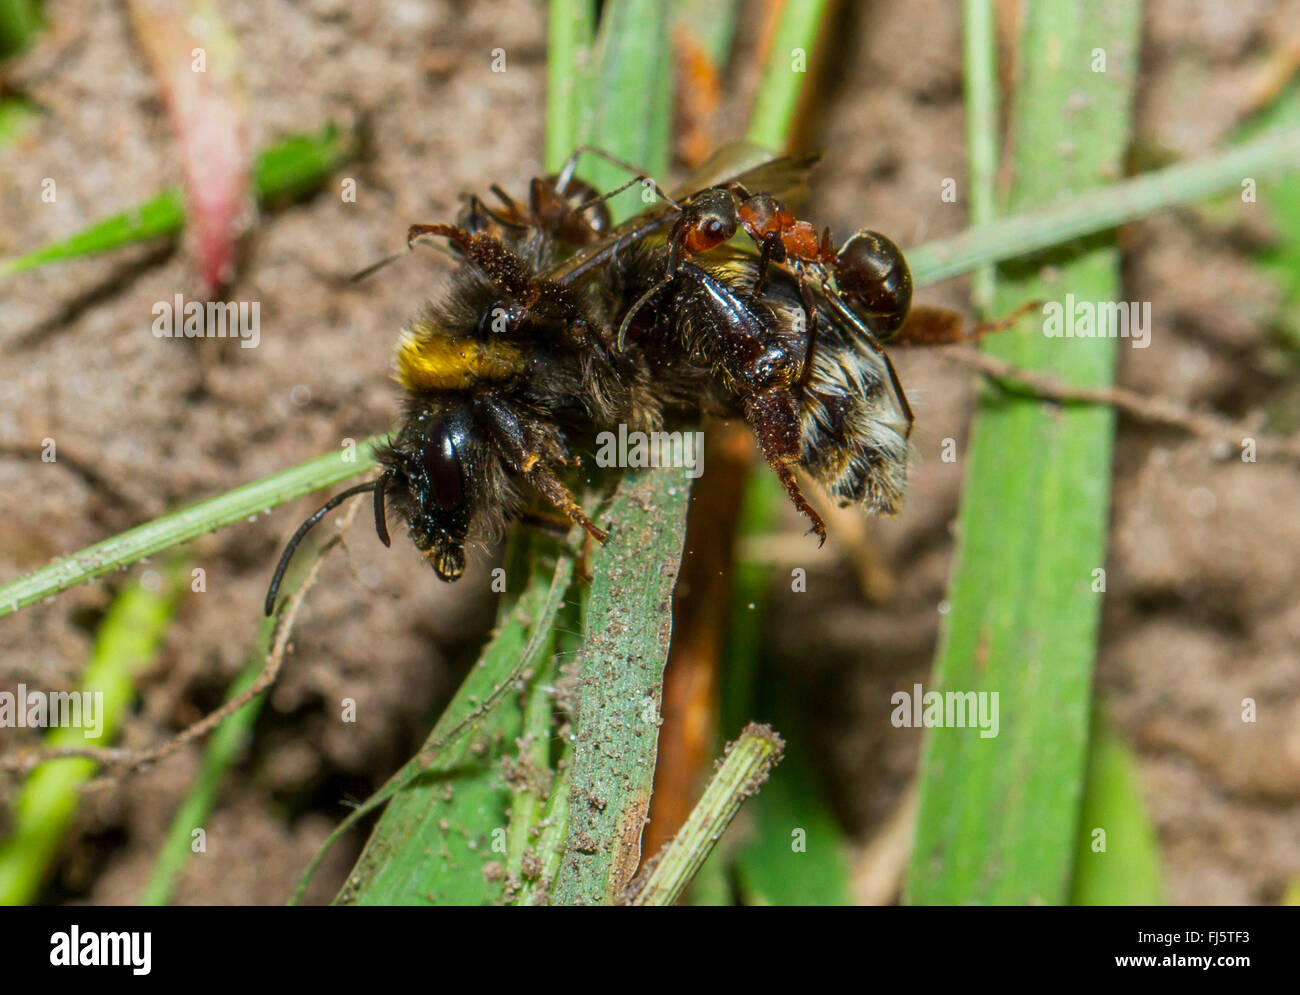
<box><xmin>745</xmin><ymin>0</ymin><xmax>830</xmax><ymax>150</ymax></box>
<box><xmin>628</xmin><ymin>722</ymin><xmax>784</xmax><ymax>906</ymax></box>
<box><xmin>0</xmin><ymin>437</ymin><xmax>381</xmax><ymax>618</ymax></box>
<box><xmin>1070</xmin><ymin>711</ymin><xmax>1163</xmax><ymax>905</ymax></box>
<box><xmin>138</xmin><ymin>615</ymin><xmax>274</xmax><ymax>905</ymax></box>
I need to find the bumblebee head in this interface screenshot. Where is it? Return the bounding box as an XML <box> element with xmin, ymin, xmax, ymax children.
<box><xmin>375</xmin><ymin>401</ymin><xmax>475</xmax><ymax>582</ymax></box>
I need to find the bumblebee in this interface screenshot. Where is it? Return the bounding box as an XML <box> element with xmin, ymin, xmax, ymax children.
<box><xmin>264</xmin><ymin>145</ymin><xmax>920</xmax><ymax>613</ymax></box>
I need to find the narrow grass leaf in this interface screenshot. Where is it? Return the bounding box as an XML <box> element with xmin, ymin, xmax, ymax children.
<box><xmin>629</xmin><ymin>722</ymin><xmax>784</xmax><ymax>906</ymax></box>
<box><xmin>1070</xmin><ymin>712</ymin><xmax>1163</xmax><ymax>905</ymax></box>
<box><xmin>0</xmin><ymin>562</ymin><xmax>186</xmax><ymax>905</ymax></box>
<box><xmin>139</xmin><ymin>614</ymin><xmax>274</xmax><ymax>905</ymax></box>
<box><xmin>0</xmin><ymin>435</ymin><xmax>381</xmax><ymax>618</ymax></box>
<box><xmin>551</xmin><ymin>467</ymin><xmax>690</xmax><ymax>904</ymax></box>
<box><xmin>907</xmin><ymin>0</ymin><xmax>1142</xmax><ymax>905</ymax></box>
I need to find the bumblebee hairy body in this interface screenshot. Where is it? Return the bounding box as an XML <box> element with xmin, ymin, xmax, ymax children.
<box><xmin>605</xmin><ymin>239</ymin><xmax>913</xmax><ymax>518</ymax></box>
<box><xmin>375</xmin><ymin>260</ymin><xmax>644</xmax><ymax>580</ymax></box>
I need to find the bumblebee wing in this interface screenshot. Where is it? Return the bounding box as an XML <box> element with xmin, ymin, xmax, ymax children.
<box><xmin>546</xmin><ymin>147</ymin><xmax>821</xmax><ymax>286</ymax></box>
<box><xmin>676</xmin><ymin>142</ymin><xmax>819</xmax><ymax>206</ymax></box>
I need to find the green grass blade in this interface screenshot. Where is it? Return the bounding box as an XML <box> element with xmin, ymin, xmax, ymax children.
<box><xmin>551</xmin><ymin>466</ymin><xmax>691</xmax><ymax>904</ymax></box>
<box><xmin>1</xmin><ymin>193</ymin><xmax>186</xmax><ymax>277</ymax></box>
<box><xmin>332</xmin><ymin>539</ymin><xmax>573</xmax><ymax>905</ymax></box>
<box><xmin>906</xmin><ymin>0</ymin><xmax>1142</xmax><ymax>905</ymax></box>
<box><xmin>0</xmin><ymin>437</ymin><xmax>381</xmax><ymax>618</ymax></box>
<box><xmin>544</xmin><ymin>0</ymin><xmax>595</xmax><ymax>172</ymax></box>
<box><xmin>962</xmin><ymin>0</ymin><xmax>997</xmax><ymax>312</ymax></box>
<box><xmin>575</xmin><ymin>0</ymin><xmax>673</xmax><ymax>220</ymax></box>
<box><xmin>0</xmin><ymin>95</ymin><xmax>36</xmax><ymax>147</ymax></box>
<box><xmin>510</xmin><ymin>590</ymin><xmax>584</xmax><ymax>905</ymax></box>
<box><xmin>543</xmin><ymin>0</ymin><xmax>689</xmax><ymax>905</ymax></box>
<box><xmin>745</xmin><ymin>0</ymin><xmax>830</xmax><ymax>150</ymax></box>
<box><xmin>907</xmin><ymin>126</ymin><xmax>1300</xmax><ymax>286</ymax></box>
<box><xmin>1070</xmin><ymin>712</ymin><xmax>1163</xmax><ymax>905</ymax></box>
<box><xmin>1</xmin><ymin>123</ymin><xmax>351</xmax><ymax>276</ymax></box>
<box><xmin>629</xmin><ymin>723</ymin><xmax>784</xmax><ymax>906</ymax></box>
<box><xmin>0</xmin><ymin>562</ymin><xmax>185</xmax><ymax>905</ymax></box>
<box><xmin>0</xmin><ymin>0</ymin><xmax>41</xmax><ymax>57</ymax></box>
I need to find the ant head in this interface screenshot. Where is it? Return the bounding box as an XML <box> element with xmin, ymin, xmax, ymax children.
<box><xmin>677</xmin><ymin>188</ymin><xmax>740</xmax><ymax>254</ymax></box>
<box><xmin>835</xmin><ymin>230</ymin><xmax>913</xmax><ymax>331</ymax></box>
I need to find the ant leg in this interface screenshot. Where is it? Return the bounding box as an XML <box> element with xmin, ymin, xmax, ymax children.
<box><xmin>890</xmin><ymin>299</ymin><xmax>1040</xmax><ymax>347</ymax></box>
<box><xmin>743</xmin><ymin>387</ymin><xmax>827</xmax><ymax>545</ymax></box>
<box><xmin>408</xmin><ymin>222</ymin><xmax>470</xmax><ymax>252</ymax></box>
<box><xmin>489</xmin><ymin>183</ymin><xmax>523</xmax><ymax>214</ymax></box>
<box><xmin>752</xmin><ymin>232</ymin><xmax>785</xmax><ymax>298</ymax></box>
<box><xmin>461</xmin><ymin>193</ymin><xmax>529</xmax><ymax>234</ymax></box>
<box><xmin>792</xmin><ymin>264</ymin><xmax>821</xmax><ymax>386</ymax></box>
<box><xmin>616</xmin><ymin>235</ymin><xmax>684</xmax><ymax>349</ymax></box>
<box><xmin>617</xmin><ymin>276</ymin><xmax>671</xmax><ymax>349</ymax></box>
<box><xmin>567</xmin><ymin>144</ymin><xmax>682</xmax><ymax>209</ymax></box>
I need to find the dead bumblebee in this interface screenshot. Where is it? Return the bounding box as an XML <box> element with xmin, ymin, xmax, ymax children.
<box><xmin>265</xmin><ymin>145</ymin><xmax>945</xmax><ymax>614</ymax></box>
<box><xmin>264</xmin><ymin>150</ymin><xmax>653</xmax><ymax>613</ymax></box>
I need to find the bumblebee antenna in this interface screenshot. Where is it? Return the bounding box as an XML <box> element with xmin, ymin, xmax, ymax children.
<box><xmin>349</xmin><ymin>252</ymin><xmax>405</xmax><ymax>283</ymax></box>
<box><xmin>373</xmin><ymin>473</ymin><xmax>391</xmax><ymax>547</ymax></box>
<box><xmin>264</xmin><ymin>480</ymin><xmax>380</xmax><ymax>616</ymax></box>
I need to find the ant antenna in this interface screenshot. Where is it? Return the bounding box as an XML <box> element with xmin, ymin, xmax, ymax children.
<box><xmin>264</xmin><ymin>480</ymin><xmax>383</xmax><ymax>616</ymax></box>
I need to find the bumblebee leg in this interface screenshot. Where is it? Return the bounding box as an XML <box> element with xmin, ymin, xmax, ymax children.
<box><xmin>519</xmin><ymin>508</ymin><xmax>574</xmax><ymax>538</ymax></box>
<box><xmin>476</xmin><ymin>396</ymin><xmax>610</xmax><ymax>545</ymax></box>
<box><xmin>408</xmin><ymin>224</ymin><xmax>535</xmax><ymax>299</ymax></box>
<box><xmin>527</xmin><ymin>463</ymin><xmax>610</xmax><ymax>544</ymax></box>
<box><xmin>743</xmin><ymin>387</ymin><xmax>827</xmax><ymax>545</ymax></box>
<box><xmin>408</xmin><ymin>222</ymin><xmax>470</xmax><ymax>251</ymax></box>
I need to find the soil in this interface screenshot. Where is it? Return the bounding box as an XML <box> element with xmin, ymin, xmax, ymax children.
<box><xmin>1</xmin><ymin>0</ymin><xmax>1298</xmax><ymax>906</ymax></box>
